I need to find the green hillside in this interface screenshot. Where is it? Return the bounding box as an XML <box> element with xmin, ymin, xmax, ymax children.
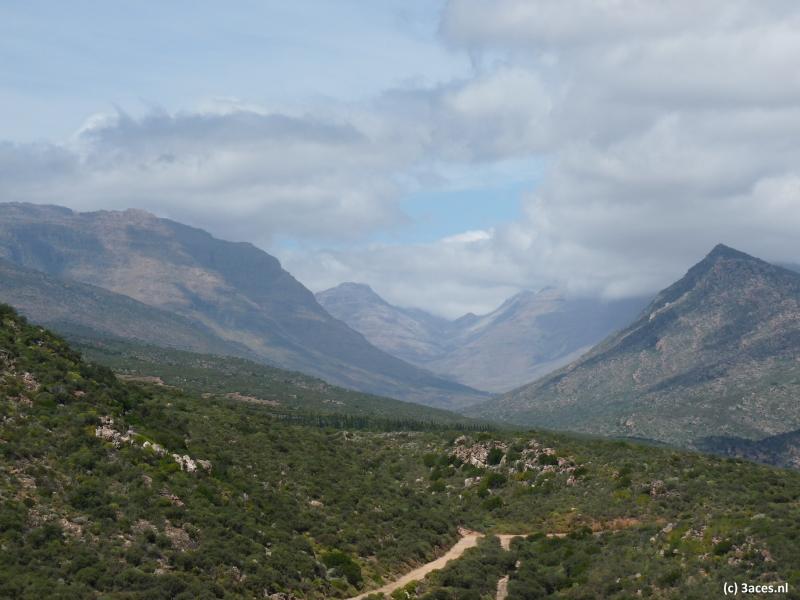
<box><xmin>2</xmin><ymin>305</ymin><xmax>800</xmax><ymax>598</ymax></box>
<box><xmin>72</xmin><ymin>335</ymin><xmax>483</xmax><ymax>429</ymax></box>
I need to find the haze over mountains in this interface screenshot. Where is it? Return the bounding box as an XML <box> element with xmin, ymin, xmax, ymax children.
<box><xmin>468</xmin><ymin>244</ymin><xmax>800</xmax><ymax>447</ymax></box>
<box><xmin>0</xmin><ymin>203</ymin><xmax>485</xmax><ymax>409</ymax></box>
<box><xmin>318</xmin><ymin>283</ymin><xmax>647</xmax><ymax>392</ymax></box>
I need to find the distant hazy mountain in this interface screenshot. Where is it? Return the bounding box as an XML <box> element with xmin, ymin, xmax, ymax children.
<box><xmin>466</xmin><ymin>244</ymin><xmax>800</xmax><ymax>446</ymax></box>
<box><xmin>316</xmin><ymin>283</ymin><xmax>451</xmax><ymax>364</ymax></box>
<box><xmin>317</xmin><ymin>283</ymin><xmax>647</xmax><ymax>392</ymax></box>
<box><xmin>0</xmin><ymin>203</ymin><xmax>486</xmax><ymax>409</ymax></box>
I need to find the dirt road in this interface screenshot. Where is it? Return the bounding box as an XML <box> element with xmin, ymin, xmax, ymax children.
<box><xmin>347</xmin><ymin>530</ymin><xmax>484</xmax><ymax>600</ymax></box>
<box><xmin>496</xmin><ymin>574</ymin><xmax>510</xmax><ymax>600</ymax></box>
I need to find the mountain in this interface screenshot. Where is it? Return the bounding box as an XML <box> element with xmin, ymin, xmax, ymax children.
<box><xmin>0</xmin><ymin>257</ymin><xmax>255</xmax><ymax>359</ymax></box>
<box><xmin>316</xmin><ymin>282</ymin><xmax>451</xmax><ymax>364</ymax></box>
<box><xmin>317</xmin><ymin>283</ymin><xmax>647</xmax><ymax>392</ymax></box>
<box><xmin>0</xmin><ymin>203</ymin><xmax>485</xmax><ymax>409</ymax></box>
<box><xmin>4</xmin><ymin>303</ymin><xmax>800</xmax><ymax>598</ymax></box>
<box><xmin>697</xmin><ymin>429</ymin><xmax>800</xmax><ymax>470</ymax></box>
<box><xmin>466</xmin><ymin>244</ymin><xmax>800</xmax><ymax>446</ymax></box>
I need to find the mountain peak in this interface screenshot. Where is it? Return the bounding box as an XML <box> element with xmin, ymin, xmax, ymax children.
<box><xmin>704</xmin><ymin>243</ymin><xmax>756</xmax><ymax>262</ymax></box>
<box><xmin>319</xmin><ymin>282</ymin><xmax>385</xmax><ymax>304</ymax></box>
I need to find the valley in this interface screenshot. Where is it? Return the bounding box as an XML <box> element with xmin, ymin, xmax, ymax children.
<box><xmin>0</xmin><ymin>204</ymin><xmax>486</xmax><ymax>410</ymax></box>
<box><xmin>2</xmin><ymin>207</ymin><xmax>800</xmax><ymax>598</ymax></box>
<box><xmin>6</xmin><ymin>4</ymin><xmax>800</xmax><ymax>597</ymax></box>
<box><xmin>2</xmin><ymin>304</ymin><xmax>800</xmax><ymax>598</ymax></box>
<box><xmin>318</xmin><ymin>283</ymin><xmax>647</xmax><ymax>393</ymax></box>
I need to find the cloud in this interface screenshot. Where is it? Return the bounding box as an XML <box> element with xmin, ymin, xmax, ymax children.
<box><xmin>5</xmin><ymin>1</ymin><xmax>800</xmax><ymax>317</ymax></box>
<box><xmin>0</xmin><ymin>107</ymin><xmax>411</xmax><ymax>245</ymax></box>
<box><xmin>291</xmin><ymin>1</ymin><xmax>800</xmax><ymax>315</ymax></box>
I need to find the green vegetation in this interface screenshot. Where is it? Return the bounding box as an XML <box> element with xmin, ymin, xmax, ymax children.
<box><xmin>2</xmin><ymin>304</ymin><xmax>800</xmax><ymax>598</ymax></box>
<box><xmin>74</xmin><ymin>335</ymin><xmax>488</xmax><ymax>431</ymax></box>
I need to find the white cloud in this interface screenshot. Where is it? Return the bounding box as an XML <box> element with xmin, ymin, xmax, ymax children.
<box><xmin>5</xmin><ymin>1</ymin><xmax>800</xmax><ymax>316</ymax></box>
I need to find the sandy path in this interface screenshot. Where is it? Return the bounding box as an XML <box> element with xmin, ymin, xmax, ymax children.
<box><xmin>347</xmin><ymin>530</ymin><xmax>484</xmax><ymax>600</ymax></box>
<box><xmin>348</xmin><ymin>525</ymin><xmax>632</xmax><ymax>599</ymax></box>
<box><xmin>496</xmin><ymin>574</ymin><xmax>510</xmax><ymax>600</ymax></box>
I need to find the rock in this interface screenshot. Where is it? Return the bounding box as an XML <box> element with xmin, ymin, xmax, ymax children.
<box><xmin>172</xmin><ymin>454</ymin><xmax>198</xmax><ymax>473</ymax></box>
<box><xmin>650</xmin><ymin>480</ymin><xmax>666</xmax><ymax>497</ymax></box>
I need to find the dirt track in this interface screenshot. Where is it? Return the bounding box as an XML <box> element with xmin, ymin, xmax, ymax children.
<box><xmin>348</xmin><ymin>522</ymin><xmax>638</xmax><ymax>599</ymax></box>
<box><xmin>347</xmin><ymin>530</ymin><xmax>484</xmax><ymax>600</ymax></box>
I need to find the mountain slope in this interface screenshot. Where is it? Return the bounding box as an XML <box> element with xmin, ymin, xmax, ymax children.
<box><xmin>317</xmin><ymin>283</ymin><xmax>646</xmax><ymax>392</ymax></box>
<box><xmin>466</xmin><ymin>244</ymin><xmax>800</xmax><ymax>445</ymax></box>
<box><xmin>0</xmin><ymin>257</ymin><xmax>255</xmax><ymax>359</ymax></box>
<box><xmin>316</xmin><ymin>282</ymin><xmax>451</xmax><ymax>364</ymax></box>
<box><xmin>425</xmin><ymin>289</ymin><xmax>648</xmax><ymax>392</ymax></box>
<box><xmin>697</xmin><ymin>429</ymin><xmax>800</xmax><ymax>470</ymax></box>
<box><xmin>0</xmin><ymin>203</ymin><xmax>485</xmax><ymax>408</ymax></box>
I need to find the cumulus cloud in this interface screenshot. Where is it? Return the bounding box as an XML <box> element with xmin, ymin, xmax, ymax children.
<box><xmin>291</xmin><ymin>1</ymin><xmax>800</xmax><ymax>315</ymax></box>
<box><xmin>5</xmin><ymin>1</ymin><xmax>800</xmax><ymax>316</ymax></box>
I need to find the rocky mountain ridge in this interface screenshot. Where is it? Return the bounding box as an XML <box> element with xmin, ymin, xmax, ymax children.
<box><xmin>0</xmin><ymin>203</ymin><xmax>485</xmax><ymax>409</ymax></box>
<box><xmin>466</xmin><ymin>244</ymin><xmax>800</xmax><ymax>446</ymax></box>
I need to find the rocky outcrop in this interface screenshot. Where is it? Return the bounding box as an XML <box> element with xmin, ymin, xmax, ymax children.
<box><xmin>95</xmin><ymin>416</ymin><xmax>211</xmax><ymax>473</ymax></box>
<box><xmin>452</xmin><ymin>436</ymin><xmax>580</xmax><ymax>484</ymax></box>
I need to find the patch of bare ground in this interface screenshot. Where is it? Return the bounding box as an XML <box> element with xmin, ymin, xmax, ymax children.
<box><xmin>225</xmin><ymin>392</ymin><xmax>280</xmax><ymax>406</ymax></box>
<box><xmin>117</xmin><ymin>374</ymin><xmax>168</xmax><ymax>386</ymax></box>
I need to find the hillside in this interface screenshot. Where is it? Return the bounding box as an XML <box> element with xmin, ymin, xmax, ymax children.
<box><xmin>2</xmin><ymin>304</ymin><xmax>800</xmax><ymax>597</ymax></box>
<box><xmin>0</xmin><ymin>203</ymin><xmax>485</xmax><ymax>409</ymax></box>
<box><xmin>698</xmin><ymin>429</ymin><xmax>800</xmax><ymax>470</ymax></box>
<box><xmin>467</xmin><ymin>245</ymin><xmax>800</xmax><ymax>446</ymax></box>
<box><xmin>316</xmin><ymin>283</ymin><xmax>450</xmax><ymax>365</ymax></box>
<box><xmin>0</xmin><ymin>257</ymin><xmax>254</xmax><ymax>360</ymax></box>
<box><xmin>73</xmin><ymin>335</ymin><xmax>483</xmax><ymax>429</ymax></box>
<box><xmin>318</xmin><ymin>284</ymin><xmax>646</xmax><ymax>392</ymax></box>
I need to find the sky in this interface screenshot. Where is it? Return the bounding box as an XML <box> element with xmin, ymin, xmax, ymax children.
<box><xmin>3</xmin><ymin>1</ymin><xmax>800</xmax><ymax>317</ymax></box>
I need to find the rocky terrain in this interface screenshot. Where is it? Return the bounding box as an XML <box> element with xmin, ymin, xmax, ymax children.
<box><xmin>318</xmin><ymin>283</ymin><xmax>646</xmax><ymax>392</ymax></box>
<box><xmin>467</xmin><ymin>244</ymin><xmax>800</xmax><ymax>446</ymax></box>
<box><xmin>0</xmin><ymin>203</ymin><xmax>485</xmax><ymax>409</ymax></box>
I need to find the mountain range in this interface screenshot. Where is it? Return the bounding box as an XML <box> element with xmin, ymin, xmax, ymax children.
<box><xmin>317</xmin><ymin>283</ymin><xmax>647</xmax><ymax>392</ymax></box>
<box><xmin>4</xmin><ymin>202</ymin><xmax>800</xmax><ymax>460</ymax></box>
<box><xmin>0</xmin><ymin>203</ymin><xmax>485</xmax><ymax>409</ymax></box>
<box><xmin>467</xmin><ymin>244</ymin><xmax>800</xmax><ymax>447</ymax></box>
